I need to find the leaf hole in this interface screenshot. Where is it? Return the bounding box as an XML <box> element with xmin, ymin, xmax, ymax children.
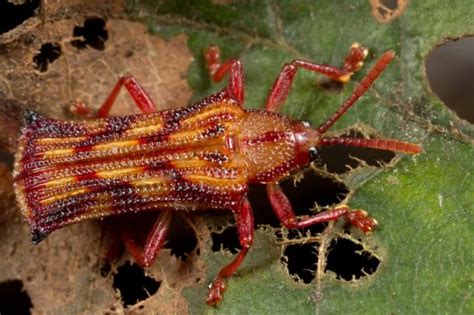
<box><xmin>71</xmin><ymin>17</ymin><xmax>108</xmax><ymax>51</ymax></box>
<box><xmin>33</xmin><ymin>42</ymin><xmax>62</xmax><ymax>72</ymax></box>
<box><xmin>249</xmin><ymin>185</ymin><xmax>281</xmax><ymax>228</ymax></box>
<box><xmin>111</xmin><ymin>212</ymin><xmax>197</xmax><ymax>263</ymax></box>
<box><xmin>370</xmin><ymin>0</ymin><xmax>408</xmax><ymax>23</ymax></box>
<box><xmin>252</xmin><ymin>170</ymin><xmax>349</xmax><ymax>233</ymax></box>
<box><xmin>325</xmin><ymin>238</ymin><xmax>380</xmax><ymax>280</ymax></box>
<box><xmin>0</xmin><ymin>0</ymin><xmax>40</xmax><ymax>35</ymax></box>
<box><xmin>0</xmin><ymin>279</ymin><xmax>33</xmax><ymax>315</ymax></box>
<box><xmin>380</xmin><ymin>0</ymin><xmax>398</xmax><ymax>10</ymax></box>
<box><xmin>163</xmin><ymin>214</ymin><xmax>198</xmax><ymax>262</ymax></box>
<box><xmin>425</xmin><ymin>36</ymin><xmax>474</xmax><ymax>123</ymax></box>
<box><xmin>317</xmin><ymin>129</ymin><xmax>396</xmax><ymax>174</ymax></box>
<box><xmin>112</xmin><ymin>262</ymin><xmax>160</xmax><ymax>307</ymax></box>
<box><xmin>211</xmin><ymin>226</ymin><xmax>241</xmax><ymax>254</ymax></box>
<box><xmin>280</xmin><ymin>169</ymin><xmax>349</xmax><ymax>213</ymax></box>
<box><xmin>282</xmin><ymin>243</ymin><xmax>317</xmax><ymax>284</ymax></box>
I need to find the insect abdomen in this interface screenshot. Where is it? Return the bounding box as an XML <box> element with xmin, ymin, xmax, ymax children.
<box><xmin>14</xmin><ymin>93</ymin><xmax>248</xmax><ymax>241</ymax></box>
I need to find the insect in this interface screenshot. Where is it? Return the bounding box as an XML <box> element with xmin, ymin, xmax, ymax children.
<box><xmin>13</xmin><ymin>44</ymin><xmax>421</xmax><ymax>306</ymax></box>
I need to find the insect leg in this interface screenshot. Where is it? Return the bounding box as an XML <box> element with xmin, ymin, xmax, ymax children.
<box><xmin>342</xmin><ymin>43</ymin><xmax>370</xmax><ymax>77</ymax></box>
<box><xmin>207</xmin><ymin>198</ymin><xmax>254</xmax><ymax>306</ymax></box>
<box><xmin>316</xmin><ymin>51</ymin><xmax>394</xmax><ymax>134</ymax></box>
<box><xmin>265</xmin><ymin>44</ymin><xmax>369</xmax><ymax>112</ymax></box>
<box><xmin>205</xmin><ymin>45</ymin><xmax>222</xmax><ymax>79</ymax></box>
<box><xmin>71</xmin><ymin>76</ymin><xmax>157</xmax><ymax>118</ymax></box>
<box><xmin>96</xmin><ymin>76</ymin><xmax>157</xmax><ymax>117</ymax></box>
<box><xmin>122</xmin><ymin>210</ymin><xmax>172</xmax><ymax>267</ymax></box>
<box><xmin>205</xmin><ymin>45</ymin><xmax>244</xmax><ymax>104</ymax></box>
<box><xmin>267</xmin><ymin>183</ymin><xmax>377</xmax><ymax>233</ymax></box>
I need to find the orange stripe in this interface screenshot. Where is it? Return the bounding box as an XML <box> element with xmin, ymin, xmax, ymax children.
<box><xmin>37</xmin><ymin>136</ymin><xmax>87</xmax><ymax>145</ymax></box>
<box><xmin>92</xmin><ymin>139</ymin><xmax>141</xmax><ymax>151</ymax></box>
<box><xmin>96</xmin><ymin>166</ymin><xmax>145</xmax><ymax>179</ymax></box>
<box><xmin>40</xmin><ymin>187</ymin><xmax>90</xmax><ymax>205</ymax></box>
<box><xmin>184</xmin><ymin>174</ymin><xmax>246</xmax><ymax>186</ymax></box>
<box><xmin>179</xmin><ymin>102</ymin><xmax>242</xmax><ymax>126</ymax></box>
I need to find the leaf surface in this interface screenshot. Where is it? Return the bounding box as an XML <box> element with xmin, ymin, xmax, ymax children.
<box><xmin>134</xmin><ymin>1</ymin><xmax>474</xmax><ymax>313</ymax></box>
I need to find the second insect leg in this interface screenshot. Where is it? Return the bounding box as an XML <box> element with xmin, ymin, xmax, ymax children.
<box><xmin>207</xmin><ymin>199</ymin><xmax>255</xmax><ymax>307</ymax></box>
<box><xmin>122</xmin><ymin>210</ymin><xmax>172</xmax><ymax>267</ymax></box>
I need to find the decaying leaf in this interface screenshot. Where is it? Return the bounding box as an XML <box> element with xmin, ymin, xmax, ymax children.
<box><xmin>0</xmin><ymin>1</ymin><xmax>473</xmax><ymax>314</ymax></box>
<box><xmin>0</xmin><ymin>1</ymin><xmax>196</xmax><ymax>313</ymax></box>
<box><xmin>0</xmin><ymin>19</ymin><xmax>193</xmax><ymax>118</ymax></box>
<box><xmin>370</xmin><ymin>0</ymin><xmax>410</xmax><ymax>23</ymax></box>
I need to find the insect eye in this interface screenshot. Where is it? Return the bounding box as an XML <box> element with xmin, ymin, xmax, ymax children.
<box><xmin>308</xmin><ymin>147</ymin><xmax>318</xmax><ymax>160</ymax></box>
<box><xmin>301</xmin><ymin>120</ymin><xmax>311</xmax><ymax>127</ymax></box>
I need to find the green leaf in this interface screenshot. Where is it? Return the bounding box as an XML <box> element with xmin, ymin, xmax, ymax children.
<box><xmin>133</xmin><ymin>0</ymin><xmax>473</xmax><ymax>313</ymax></box>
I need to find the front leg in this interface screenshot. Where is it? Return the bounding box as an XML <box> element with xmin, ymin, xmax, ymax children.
<box><xmin>207</xmin><ymin>198</ymin><xmax>255</xmax><ymax>306</ymax></box>
<box><xmin>265</xmin><ymin>43</ymin><xmax>368</xmax><ymax>112</ymax></box>
<box><xmin>267</xmin><ymin>183</ymin><xmax>377</xmax><ymax>233</ymax></box>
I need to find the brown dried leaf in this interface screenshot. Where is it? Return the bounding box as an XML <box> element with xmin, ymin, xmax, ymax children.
<box><xmin>0</xmin><ymin>2</ymin><xmax>195</xmax><ymax>314</ymax></box>
<box><xmin>0</xmin><ymin>19</ymin><xmax>193</xmax><ymax>118</ymax></box>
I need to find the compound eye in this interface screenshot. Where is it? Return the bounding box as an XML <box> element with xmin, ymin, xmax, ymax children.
<box><xmin>301</xmin><ymin>120</ymin><xmax>311</xmax><ymax>127</ymax></box>
<box><xmin>308</xmin><ymin>147</ymin><xmax>318</xmax><ymax>160</ymax></box>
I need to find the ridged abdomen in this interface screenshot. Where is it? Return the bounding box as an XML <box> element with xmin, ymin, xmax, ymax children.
<box><xmin>14</xmin><ymin>93</ymin><xmax>248</xmax><ymax>241</ymax></box>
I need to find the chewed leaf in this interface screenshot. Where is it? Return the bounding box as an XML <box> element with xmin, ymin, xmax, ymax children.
<box><xmin>135</xmin><ymin>0</ymin><xmax>473</xmax><ymax>313</ymax></box>
<box><xmin>0</xmin><ymin>1</ymin><xmax>472</xmax><ymax>314</ymax></box>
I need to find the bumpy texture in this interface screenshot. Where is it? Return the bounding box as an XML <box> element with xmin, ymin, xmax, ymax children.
<box><xmin>13</xmin><ymin>90</ymin><xmax>306</xmax><ymax>244</ymax></box>
<box><xmin>14</xmin><ymin>92</ymin><xmax>249</xmax><ymax>242</ymax></box>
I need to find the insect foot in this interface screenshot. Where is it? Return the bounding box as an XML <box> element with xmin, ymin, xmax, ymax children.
<box><xmin>341</xmin><ymin>42</ymin><xmax>369</xmax><ymax>80</ymax></box>
<box><xmin>206</xmin><ymin>278</ymin><xmax>226</xmax><ymax>306</ymax></box>
<box><xmin>343</xmin><ymin>209</ymin><xmax>378</xmax><ymax>233</ymax></box>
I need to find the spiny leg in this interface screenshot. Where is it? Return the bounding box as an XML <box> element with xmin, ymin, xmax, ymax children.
<box><xmin>207</xmin><ymin>198</ymin><xmax>255</xmax><ymax>306</ymax></box>
<box><xmin>205</xmin><ymin>45</ymin><xmax>245</xmax><ymax>104</ymax></box>
<box><xmin>122</xmin><ymin>210</ymin><xmax>172</xmax><ymax>267</ymax></box>
<box><xmin>267</xmin><ymin>183</ymin><xmax>377</xmax><ymax>233</ymax></box>
<box><xmin>265</xmin><ymin>43</ymin><xmax>368</xmax><ymax>112</ymax></box>
<box><xmin>71</xmin><ymin>76</ymin><xmax>158</xmax><ymax>117</ymax></box>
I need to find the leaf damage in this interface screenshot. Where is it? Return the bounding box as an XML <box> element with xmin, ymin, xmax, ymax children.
<box><xmin>370</xmin><ymin>0</ymin><xmax>410</xmax><ymax>23</ymax></box>
<box><xmin>0</xmin><ymin>1</ymin><xmax>196</xmax><ymax>313</ymax></box>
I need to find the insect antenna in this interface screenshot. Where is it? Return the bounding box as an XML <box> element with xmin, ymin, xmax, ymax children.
<box><xmin>315</xmin><ymin>51</ymin><xmax>421</xmax><ymax>154</ymax></box>
<box><xmin>317</xmin><ymin>51</ymin><xmax>395</xmax><ymax>134</ymax></box>
<box><xmin>319</xmin><ymin>136</ymin><xmax>422</xmax><ymax>154</ymax></box>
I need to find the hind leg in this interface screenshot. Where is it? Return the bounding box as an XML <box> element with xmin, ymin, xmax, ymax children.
<box><xmin>71</xmin><ymin>76</ymin><xmax>157</xmax><ymax>117</ymax></box>
<box><xmin>121</xmin><ymin>210</ymin><xmax>172</xmax><ymax>267</ymax></box>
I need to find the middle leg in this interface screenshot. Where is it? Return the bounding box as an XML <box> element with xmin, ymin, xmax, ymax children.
<box><xmin>206</xmin><ymin>198</ymin><xmax>255</xmax><ymax>306</ymax></box>
<box><xmin>267</xmin><ymin>183</ymin><xmax>377</xmax><ymax>233</ymax></box>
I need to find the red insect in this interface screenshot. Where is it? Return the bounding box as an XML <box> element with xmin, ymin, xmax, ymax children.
<box><xmin>13</xmin><ymin>44</ymin><xmax>421</xmax><ymax>306</ymax></box>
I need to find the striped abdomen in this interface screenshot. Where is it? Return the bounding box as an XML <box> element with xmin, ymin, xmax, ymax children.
<box><xmin>14</xmin><ymin>93</ymin><xmax>248</xmax><ymax>242</ymax></box>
